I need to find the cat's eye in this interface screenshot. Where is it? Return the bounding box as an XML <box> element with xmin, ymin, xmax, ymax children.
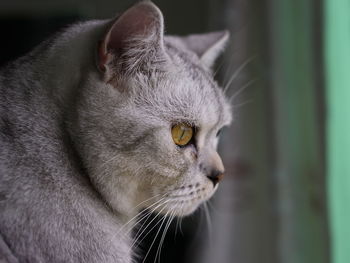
<box><xmin>171</xmin><ymin>123</ymin><xmax>194</xmax><ymax>146</ymax></box>
<box><xmin>216</xmin><ymin>129</ymin><xmax>222</xmax><ymax>137</ymax></box>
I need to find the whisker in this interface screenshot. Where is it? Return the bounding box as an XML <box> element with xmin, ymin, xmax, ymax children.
<box><xmin>124</xmin><ymin>201</ymin><xmax>164</xmax><ymax>236</ymax></box>
<box><xmin>174</xmin><ymin>202</ymin><xmax>185</xmax><ymax>237</ymax></box>
<box><xmin>179</xmin><ymin>216</ymin><xmax>184</xmax><ymax>236</ymax></box>
<box><xmin>141</xmin><ymin>211</ymin><xmax>170</xmax><ymax>263</ymax></box>
<box><xmin>174</xmin><ymin>216</ymin><xmax>180</xmax><ymax>240</ymax></box>
<box><xmin>131</xmin><ymin>211</ymin><xmax>164</xmax><ymax>251</ymax></box>
<box><xmin>130</xmin><ymin>200</ymin><xmax>170</xmax><ymax>245</ymax></box>
<box><xmin>112</xmin><ymin>198</ymin><xmax>170</xmax><ymax>251</ymax></box>
<box><xmin>132</xmin><ymin>193</ymin><xmax>164</xmax><ymax>211</ymax></box>
<box><xmin>130</xmin><ymin>201</ymin><xmax>171</xmax><ymax>251</ymax></box>
<box><xmin>191</xmin><ymin>205</ymin><xmax>204</xmax><ymax>242</ymax></box>
<box><xmin>213</xmin><ymin>55</ymin><xmax>228</xmax><ymax>78</ymax></box>
<box><xmin>117</xmin><ymin>197</ymin><xmax>167</xmax><ymax>237</ymax></box>
<box><xmin>115</xmin><ymin>210</ymin><xmax>145</xmax><ymax>239</ymax></box>
<box><xmin>229</xmin><ymin>79</ymin><xmax>256</xmax><ymax>103</ymax></box>
<box><xmin>203</xmin><ymin>202</ymin><xmax>213</xmax><ymax>247</ymax></box>
<box><xmin>207</xmin><ymin>199</ymin><xmax>216</xmax><ymax>211</ymax></box>
<box><xmin>232</xmin><ymin>99</ymin><xmax>253</xmax><ymax>110</ymax></box>
<box><xmin>220</xmin><ymin>45</ymin><xmax>239</xmax><ymax>84</ymax></box>
<box><xmin>224</xmin><ymin>56</ymin><xmax>256</xmax><ymax>94</ymax></box>
<box><xmin>156</xmin><ymin>210</ymin><xmax>175</xmax><ymax>263</ymax></box>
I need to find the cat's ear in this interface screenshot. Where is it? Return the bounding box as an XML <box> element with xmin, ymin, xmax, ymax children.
<box><xmin>97</xmin><ymin>1</ymin><xmax>165</xmax><ymax>81</ymax></box>
<box><xmin>176</xmin><ymin>31</ymin><xmax>229</xmax><ymax>69</ymax></box>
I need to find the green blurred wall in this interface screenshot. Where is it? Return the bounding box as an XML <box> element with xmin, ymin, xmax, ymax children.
<box><xmin>325</xmin><ymin>0</ymin><xmax>350</xmax><ymax>262</ymax></box>
<box><xmin>270</xmin><ymin>0</ymin><xmax>329</xmax><ymax>262</ymax></box>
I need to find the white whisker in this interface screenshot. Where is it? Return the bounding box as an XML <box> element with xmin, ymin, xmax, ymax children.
<box><xmin>130</xmin><ymin>201</ymin><xmax>169</xmax><ymax>247</ymax></box>
<box><xmin>179</xmin><ymin>216</ymin><xmax>184</xmax><ymax>236</ymax></box>
<box><xmin>224</xmin><ymin>56</ymin><xmax>255</xmax><ymax>93</ymax></box>
<box><xmin>203</xmin><ymin>202</ymin><xmax>213</xmax><ymax>247</ymax></box>
<box><xmin>141</xmin><ymin>211</ymin><xmax>170</xmax><ymax>263</ymax></box>
<box><xmin>130</xmin><ymin>200</ymin><xmax>171</xmax><ymax>251</ymax></box>
<box><xmin>156</xmin><ymin>210</ymin><xmax>175</xmax><ymax>263</ymax></box>
<box><xmin>220</xmin><ymin>45</ymin><xmax>239</xmax><ymax>84</ymax></box>
<box><xmin>131</xmin><ymin>211</ymin><xmax>164</xmax><ymax>251</ymax></box>
<box><xmin>232</xmin><ymin>99</ymin><xmax>253</xmax><ymax>110</ymax></box>
<box><xmin>229</xmin><ymin>79</ymin><xmax>256</xmax><ymax>103</ymax></box>
<box><xmin>116</xmin><ymin>196</ymin><xmax>167</xmax><ymax>237</ymax></box>
<box><xmin>174</xmin><ymin>216</ymin><xmax>180</xmax><ymax>240</ymax></box>
<box><xmin>132</xmin><ymin>193</ymin><xmax>164</xmax><ymax>211</ymax></box>
<box><xmin>124</xmin><ymin>201</ymin><xmax>164</xmax><ymax>236</ymax></box>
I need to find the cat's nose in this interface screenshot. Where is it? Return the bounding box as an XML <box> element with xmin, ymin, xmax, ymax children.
<box><xmin>204</xmin><ymin>151</ymin><xmax>225</xmax><ymax>186</ymax></box>
<box><xmin>207</xmin><ymin>168</ymin><xmax>225</xmax><ymax>187</ymax></box>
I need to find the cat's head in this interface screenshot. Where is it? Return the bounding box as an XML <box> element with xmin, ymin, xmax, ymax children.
<box><xmin>74</xmin><ymin>1</ymin><xmax>232</xmax><ymax>218</ymax></box>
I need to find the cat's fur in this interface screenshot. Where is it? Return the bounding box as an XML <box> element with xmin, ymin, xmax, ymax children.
<box><xmin>0</xmin><ymin>1</ymin><xmax>232</xmax><ymax>262</ymax></box>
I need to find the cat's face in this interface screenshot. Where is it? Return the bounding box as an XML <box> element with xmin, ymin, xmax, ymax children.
<box><xmin>75</xmin><ymin>1</ymin><xmax>231</xmax><ymax>218</ymax></box>
<box><xmin>113</xmin><ymin>55</ymin><xmax>231</xmax><ymax>216</ymax></box>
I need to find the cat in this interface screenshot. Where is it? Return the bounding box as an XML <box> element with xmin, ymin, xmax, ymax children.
<box><xmin>0</xmin><ymin>1</ymin><xmax>232</xmax><ymax>262</ymax></box>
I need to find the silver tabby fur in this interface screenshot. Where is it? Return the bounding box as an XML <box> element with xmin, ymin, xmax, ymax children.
<box><xmin>0</xmin><ymin>1</ymin><xmax>232</xmax><ymax>262</ymax></box>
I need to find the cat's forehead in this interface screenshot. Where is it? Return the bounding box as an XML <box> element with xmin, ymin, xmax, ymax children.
<box><xmin>131</xmin><ymin>54</ymin><xmax>232</xmax><ymax>129</ymax></box>
<box><xmin>165</xmin><ymin>43</ymin><xmax>232</xmax><ymax>127</ymax></box>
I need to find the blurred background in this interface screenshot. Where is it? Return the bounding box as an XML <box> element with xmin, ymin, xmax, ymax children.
<box><xmin>0</xmin><ymin>0</ymin><xmax>349</xmax><ymax>263</ymax></box>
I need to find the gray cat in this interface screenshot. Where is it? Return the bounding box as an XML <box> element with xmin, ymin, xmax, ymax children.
<box><xmin>0</xmin><ymin>1</ymin><xmax>232</xmax><ymax>262</ymax></box>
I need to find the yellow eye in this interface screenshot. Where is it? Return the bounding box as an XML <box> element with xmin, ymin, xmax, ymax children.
<box><xmin>171</xmin><ymin>123</ymin><xmax>194</xmax><ymax>146</ymax></box>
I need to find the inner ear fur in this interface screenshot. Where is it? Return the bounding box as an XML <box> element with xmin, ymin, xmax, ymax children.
<box><xmin>97</xmin><ymin>1</ymin><xmax>166</xmax><ymax>81</ymax></box>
